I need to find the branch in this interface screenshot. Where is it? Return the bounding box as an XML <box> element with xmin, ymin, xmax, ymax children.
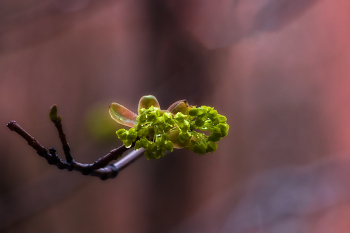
<box><xmin>7</xmin><ymin>119</ymin><xmax>145</xmax><ymax>180</ymax></box>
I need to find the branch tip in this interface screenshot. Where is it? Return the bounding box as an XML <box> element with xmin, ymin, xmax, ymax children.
<box><xmin>7</xmin><ymin>121</ymin><xmax>16</xmax><ymax>131</ymax></box>
<box><xmin>8</xmin><ymin>108</ymin><xmax>145</xmax><ymax>180</ymax></box>
<box><xmin>49</xmin><ymin>105</ymin><xmax>58</xmax><ymax>122</ymax></box>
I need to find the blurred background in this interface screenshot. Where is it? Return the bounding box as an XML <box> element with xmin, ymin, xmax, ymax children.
<box><xmin>1</xmin><ymin>0</ymin><xmax>350</xmax><ymax>232</ymax></box>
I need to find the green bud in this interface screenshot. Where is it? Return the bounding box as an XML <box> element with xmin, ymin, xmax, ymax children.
<box><xmin>207</xmin><ymin>141</ymin><xmax>218</xmax><ymax>153</ymax></box>
<box><xmin>135</xmin><ymin>123</ymin><xmax>143</xmax><ymax>131</ymax></box>
<box><xmin>148</xmin><ymin>142</ymin><xmax>157</xmax><ymax>152</ymax></box>
<box><xmin>164</xmin><ymin>140</ymin><xmax>174</xmax><ymax>152</ymax></box>
<box><xmin>207</xmin><ymin>128</ymin><xmax>222</xmax><ymax>142</ymax></box>
<box><xmin>208</xmin><ymin>110</ymin><xmax>218</xmax><ymax>119</ymax></box>
<box><xmin>174</xmin><ymin>112</ymin><xmax>186</xmax><ymax>122</ymax></box>
<box><xmin>145</xmin><ymin>150</ymin><xmax>155</xmax><ymax>160</ymax></box>
<box><xmin>195</xmin><ymin>118</ymin><xmax>205</xmax><ymax>127</ymax></box>
<box><xmin>134</xmin><ymin>140</ymin><xmax>142</xmax><ymax>150</ymax></box>
<box><xmin>163</xmin><ymin>123</ymin><xmax>173</xmax><ymax>132</ymax></box>
<box><xmin>124</xmin><ymin>140</ymin><xmax>133</xmax><ymax>148</ymax></box>
<box><xmin>189</xmin><ymin>107</ymin><xmax>198</xmax><ymax>116</ymax></box>
<box><xmin>137</xmin><ymin>114</ymin><xmax>147</xmax><ymax>123</ymax></box>
<box><xmin>162</xmin><ymin>133</ymin><xmax>170</xmax><ymax>141</ymax></box>
<box><xmin>142</xmin><ymin>138</ymin><xmax>149</xmax><ymax>146</ymax></box>
<box><xmin>218</xmin><ymin>115</ymin><xmax>227</xmax><ymax>122</ymax></box>
<box><xmin>179</xmin><ymin>131</ymin><xmax>191</xmax><ymax>143</ymax></box>
<box><xmin>155</xmin><ymin>150</ymin><xmax>165</xmax><ymax>159</ymax></box>
<box><xmin>179</xmin><ymin>120</ymin><xmax>190</xmax><ymax>131</ymax></box>
<box><xmin>157</xmin><ymin>116</ymin><xmax>164</xmax><ymax>124</ymax></box>
<box><xmin>214</xmin><ymin>115</ymin><xmax>227</xmax><ymax>125</ymax></box>
<box><xmin>126</xmin><ymin>128</ymin><xmax>137</xmax><ymax>141</ymax></box>
<box><xmin>147</xmin><ymin>112</ymin><xmax>157</xmax><ymax>123</ymax></box>
<box><xmin>49</xmin><ymin>105</ymin><xmax>58</xmax><ymax>122</ymax></box>
<box><xmin>163</xmin><ymin>112</ymin><xmax>175</xmax><ymax>126</ymax></box>
<box><xmin>163</xmin><ymin>112</ymin><xmax>172</xmax><ymax>121</ymax></box>
<box><xmin>137</xmin><ymin>128</ymin><xmax>149</xmax><ymax>138</ymax></box>
<box><xmin>139</xmin><ymin>108</ymin><xmax>146</xmax><ymax>114</ymax></box>
<box><xmin>116</xmin><ymin>129</ymin><xmax>127</xmax><ymax>141</ymax></box>
<box><xmin>201</xmin><ymin>106</ymin><xmax>213</xmax><ymax>111</ymax></box>
<box><xmin>217</xmin><ymin>123</ymin><xmax>229</xmax><ymax>137</ymax></box>
<box><xmin>148</xmin><ymin>127</ymin><xmax>155</xmax><ymax>136</ymax></box>
<box><xmin>196</xmin><ymin>108</ymin><xmax>206</xmax><ymax>115</ymax></box>
<box><xmin>155</xmin><ymin>136</ymin><xmax>163</xmax><ymax>145</ymax></box>
<box><xmin>193</xmin><ymin>142</ymin><xmax>207</xmax><ymax>155</ymax></box>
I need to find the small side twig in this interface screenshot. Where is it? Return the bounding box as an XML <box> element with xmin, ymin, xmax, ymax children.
<box><xmin>7</xmin><ymin>105</ymin><xmax>145</xmax><ymax>180</ymax></box>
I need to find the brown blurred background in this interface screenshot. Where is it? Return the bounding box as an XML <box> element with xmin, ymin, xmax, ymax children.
<box><xmin>1</xmin><ymin>0</ymin><xmax>350</xmax><ymax>232</ymax></box>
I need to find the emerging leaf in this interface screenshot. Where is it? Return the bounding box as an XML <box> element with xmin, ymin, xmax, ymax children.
<box><xmin>167</xmin><ymin>100</ymin><xmax>189</xmax><ymax>115</ymax></box>
<box><xmin>109</xmin><ymin>103</ymin><xmax>137</xmax><ymax>127</ymax></box>
<box><xmin>138</xmin><ymin>95</ymin><xmax>160</xmax><ymax>114</ymax></box>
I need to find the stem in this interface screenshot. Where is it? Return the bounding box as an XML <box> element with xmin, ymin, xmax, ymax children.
<box><xmin>7</xmin><ymin>120</ymin><xmax>144</xmax><ymax>180</ymax></box>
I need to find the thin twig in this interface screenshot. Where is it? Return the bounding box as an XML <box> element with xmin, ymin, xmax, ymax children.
<box><xmin>52</xmin><ymin>117</ymin><xmax>73</xmax><ymax>163</ymax></box>
<box><xmin>7</xmin><ymin>120</ymin><xmax>144</xmax><ymax>180</ymax></box>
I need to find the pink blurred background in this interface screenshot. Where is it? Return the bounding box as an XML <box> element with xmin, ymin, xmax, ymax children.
<box><xmin>1</xmin><ymin>0</ymin><xmax>350</xmax><ymax>232</ymax></box>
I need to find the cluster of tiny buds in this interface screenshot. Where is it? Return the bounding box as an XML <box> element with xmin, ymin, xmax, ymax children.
<box><xmin>116</xmin><ymin>105</ymin><xmax>229</xmax><ymax>159</ymax></box>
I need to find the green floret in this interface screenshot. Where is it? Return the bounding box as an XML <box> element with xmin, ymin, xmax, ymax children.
<box><xmin>164</xmin><ymin>140</ymin><xmax>174</xmax><ymax>152</ymax></box>
<box><xmin>126</xmin><ymin>128</ymin><xmax>137</xmax><ymax>141</ymax></box>
<box><xmin>189</xmin><ymin>107</ymin><xmax>199</xmax><ymax>116</ymax></box>
<box><xmin>207</xmin><ymin>127</ymin><xmax>222</xmax><ymax>142</ymax></box>
<box><xmin>174</xmin><ymin>112</ymin><xmax>186</xmax><ymax>122</ymax></box>
<box><xmin>217</xmin><ymin>123</ymin><xmax>229</xmax><ymax>137</ymax></box>
<box><xmin>193</xmin><ymin>142</ymin><xmax>208</xmax><ymax>155</ymax></box>
<box><xmin>179</xmin><ymin>131</ymin><xmax>191</xmax><ymax>143</ymax></box>
<box><xmin>195</xmin><ymin>118</ymin><xmax>205</xmax><ymax>127</ymax></box>
<box><xmin>207</xmin><ymin>141</ymin><xmax>218</xmax><ymax>153</ymax></box>
<box><xmin>137</xmin><ymin>128</ymin><xmax>149</xmax><ymax>138</ymax></box>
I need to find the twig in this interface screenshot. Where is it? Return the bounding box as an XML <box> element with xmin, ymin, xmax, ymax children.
<box><xmin>7</xmin><ymin>120</ymin><xmax>145</xmax><ymax>180</ymax></box>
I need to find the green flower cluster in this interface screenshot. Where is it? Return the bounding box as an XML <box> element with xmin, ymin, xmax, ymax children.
<box><xmin>187</xmin><ymin>106</ymin><xmax>229</xmax><ymax>155</ymax></box>
<box><xmin>117</xmin><ymin>106</ymin><xmax>175</xmax><ymax>159</ymax></box>
<box><xmin>116</xmin><ymin>105</ymin><xmax>229</xmax><ymax>159</ymax></box>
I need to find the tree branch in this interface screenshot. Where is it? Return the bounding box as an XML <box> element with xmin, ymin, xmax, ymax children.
<box><xmin>7</xmin><ymin>120</ymin><xmax>145</xmax><ymax>180</ymax></box>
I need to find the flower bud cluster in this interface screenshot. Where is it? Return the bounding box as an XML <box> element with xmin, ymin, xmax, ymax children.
<box><xmin>116</xmin><ymin>105</ymin><xmax>229</xmax><ymax>159</ymax></box>
<box><xmin>187</xmin><ymin>106</ymin><xmax>229</xmax><ymax>155</ymax></box>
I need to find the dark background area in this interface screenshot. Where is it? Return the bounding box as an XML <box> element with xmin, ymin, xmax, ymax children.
<box><xmin>1</xmin><ymin>0</ymin><xmax>350</xmax><ymax>232</ymax></box>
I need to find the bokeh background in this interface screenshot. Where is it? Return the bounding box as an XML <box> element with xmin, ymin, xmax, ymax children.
<box><xmin>1</xmin><ymin>0</ymin><xmax>350</xmax><ymax>232</ymax></box>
